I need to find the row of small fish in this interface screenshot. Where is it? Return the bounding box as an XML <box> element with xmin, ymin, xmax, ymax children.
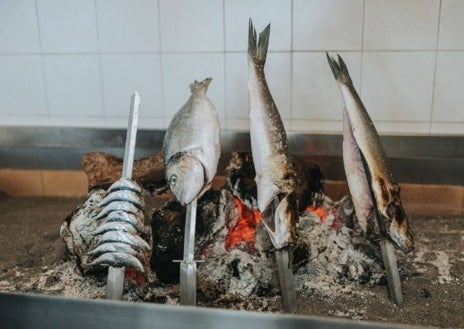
<box><xmin>89</xmin><ymin>179</ymin><xmax>150</xmax><ymax>273</ymax></box>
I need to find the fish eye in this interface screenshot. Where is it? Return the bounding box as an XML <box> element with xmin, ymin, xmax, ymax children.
<box><xmin>170</xmin><ymin>174</ymin><xmax>178</xmax><ymax>187</ymax></box>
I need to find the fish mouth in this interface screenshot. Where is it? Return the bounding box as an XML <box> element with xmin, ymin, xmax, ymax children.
<box><xmin>389</xmin><ymin>223</ymin><xmax>415</xmax><ymax>254</ymax></box>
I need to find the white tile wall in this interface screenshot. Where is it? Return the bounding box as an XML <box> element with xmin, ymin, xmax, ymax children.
<box><xmin>292</xmin><ymin>52</ymin><xmax>362</xmax><ymax>121</ymax></box>
<box><xmin>96</xmin><ymin>0</ymin><xmax>160</xmax><ymax>53</ymax></box>
<box><xmin>0</xmin><ymin>0</ymin><xmax>41</xmax><ymax>53</ymax></box>
<box><xmin>159</xmin><ymin>0</ymin><xmax>223</xmax><ymax>52</ymax></box>
<box><xmin>0</xmin><ymin>55</ymin><xmax>48</xmax><ymax>116</ymax></box>
<box><xmin>101</xmin><ymin>54</ymin><xmax>163</xmax><ymax>127</ymax></box>
<box><xmin>361</xmin><ymin>52</ymin><xmax>435</xmax><ymax>123</ymax></box>
<box><xmin>43</xmin><ymin>55</ymin><xmax>103</xmax><ymax>118</ymax></box>
<box><xmin>438</xmin><ymin>0</ymin><xmax>464</xmax><ymax>50</ymax></box>
<box><xmin>363</xmin><ymin>0</ymin><xmax>440</xmax><ymax>50</ymax></box>
<box><xmin>225</xmin><ymin>51</ymin><xmax>291</xmax><ymax>131</ymax></box>
<box><xmin>225</xmin><ymin>0</ymin><xmax>291</xmax><ymax>51</ymax></box>
<box><xmin>0</xmin><ymin>0</ymin><xmax>463</xmax><ymax>136</ymax></box>
<box><xmin>433</xmin><ymin>52</ymin><xmax>464</xmax><ymax>122</ymax></box>
<box><xmin>36</xmin><ymin>0</ymin><xmax>99</xmax><ymax>53</ymax></box>
<box><xmin>162</xmin><ymin>53</ymin><xmax>225</xmax><ymax>120</ymax></box>
<box><xmin>293</xmin><ymin>0</ymin><xmax>364</xmax><ymax>51</ymax></box>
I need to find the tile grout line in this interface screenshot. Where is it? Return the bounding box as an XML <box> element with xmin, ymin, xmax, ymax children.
<box><xmin>359</xmin><ymin>0</ymin><xmax>366</xmax><ymax>96</ymax></box>
<box><xmin>222</xmin><ymin>0</ymin><xmax>228</xmax><ymax>130</ymax></box>
<box><xmin>429</xmin><ymin>0</ymin><xmax>443</xmax><ymax>134</ymax></box>
<box><xmin>93</xmin><ymin>0</ymin><xmax>107</xmax><ymax>127</ymax></box>
<box><xmin>289</xmin><ymin>0</ymin><xmax>294</xmax><ymax>130</ymax></box>
<box><xmin>156</xmin><ymin>0</ymin><xmax>166</xmax><ymax>126</ymax></box>
<box><xmin>33</xmin><ymin>0</ymin><xmax>51</xmax><ymax>121</ymax></box>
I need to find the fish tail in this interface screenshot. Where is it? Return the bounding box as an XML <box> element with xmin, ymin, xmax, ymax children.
<box><xmin>248</xmin><ymin>18</ymin><xmax>271</xmax><ymax>66</ymax></box>
<box><xmin>326</xmin><ymin>53</ymin><xmax>353</xmax><ymax>85</ymax></box>
<box><xmin>189</xmin><ymin>77</ymin><xmax>212</xmax><ymax>94</ymax></box>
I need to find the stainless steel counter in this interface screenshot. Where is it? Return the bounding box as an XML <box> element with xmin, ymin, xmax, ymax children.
<box><xmin>0</xmin><ymin>292</ymin><xmax>418</xmax><ymax>329</ymax></box>
<box><xmin>0</xmin><ymin>127</ymin><xmax>462</xmax><ymax>184</ymax></box>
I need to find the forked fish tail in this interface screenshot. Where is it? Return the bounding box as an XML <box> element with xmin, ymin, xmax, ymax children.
<box><xmin>326</xmin><ymin>53</ymin><xmax>354</xmax><ymax>86</ymax></box>
<box><xmin>248</xmin><ymin>19</ymin><xmax>271</xmax><ymax>67</ymax></box>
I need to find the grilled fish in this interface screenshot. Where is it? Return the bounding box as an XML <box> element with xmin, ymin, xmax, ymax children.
<box><xmin>326</xmin><ymin>53</ymin><xmax>414</xmax><ymax>253</ymax></box>
<box><xmin>163</xmin><ymin>78</ymin><xmax>221</xmax><ymax>205</ymax></box>
<box><xmin>248</xmin><ymin>20</ymin><xmax>298</xmax><ymax>248</ymax></box>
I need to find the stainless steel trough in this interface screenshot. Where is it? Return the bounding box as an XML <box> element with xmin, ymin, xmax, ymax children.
<box><xmin>0</xmin><ymin>292</ymin><xmax>420</xmax><ymax>329</ymax></box>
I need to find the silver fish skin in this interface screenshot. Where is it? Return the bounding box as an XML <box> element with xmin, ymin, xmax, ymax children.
<box><xmin>89</xmin><ymin>252</ymin><xmax>144</xmax><ymax>273</ymax></box>
<box><xmin>248</xmin><ymin>20</ymin><xmax>298</xmax><ymax>248</ymax></box>
<box><xmin>99</xmin><ymin>190</ymin><xmax>144</xmax><ymax>209</ymax></box>
<box><xmin>342</xmin><ymin>107</ymin><xmax>376</xmax><ymax>233</ymax></box>
<box><xmin>98</xmin><ymin>230</ymin><xmax>151</xmax><ymax>251</ymax></box>
<box><xmin>95</xmin><ymin>201</ymin><xmax>143</xmax><ymax>220</ymax></box>
<box><xmin>108</xmin><ymin>179</ymin><xmax>143</xmax><ymax>194</ymax></box>
<box><xmin>163</xmin><ymin>77</ymin><xmax>221</xmax><ymax>205</ymax></box>
<box><xmin>88</xmin><ymin>242</ymin><xmax>140</xmax><ymax>258</ymax></box>
<box><xmin>93</xmin><ymin>221</ymin><xmax>138</xmax><ymax>236</ymax></box>
<box><xmin>105</xmin><ymin>210</ymin><xmax>145</xmax><ymax>233</ymax></box>
<box><xmin>326</xmin><ymin>53</ymin><xmax>414</xmax><ymax>253</ymax></box>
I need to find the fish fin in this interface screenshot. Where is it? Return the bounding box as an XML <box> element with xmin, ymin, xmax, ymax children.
<box><xmin>189</xmin><ymin>77</ymin><xmax>212</xmax><ymax>94</ymax></box>
<box><xmin>326</xmin><ymin>53</ymin><xmax>353</xmax><ymax>85</ymax></box>
<box><xmin>248</xmin><ymin>18</ymin><xmax>271</xmax><ymax>66</ymax></box>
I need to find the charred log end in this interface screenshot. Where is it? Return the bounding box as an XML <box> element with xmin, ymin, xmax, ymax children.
<box><xmin>82</xmin><ymin>151</ymin><xmax>166</xmax><ymax>193</ymax></box>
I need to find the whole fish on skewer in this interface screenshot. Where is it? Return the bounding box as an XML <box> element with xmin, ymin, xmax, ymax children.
<box><xmin>163</xmin><ymin>77</ymin><xmax>220</xmax><ymax>206</ymax></box>
<box><xmin>247</xmin><ymin>19</ymin><xmax>298</xmax><ymax>313</ymax></box>
<box><xmin>326</xmin><ymin>54</ymin><xmax>414</xmax><ymax>253</ymax></box>
<box><xmin>326</xmin><ymin>53</ymin><xmax>414</xmax><ymax>305</ymax></box>
<box><xmin>163</xmin><ymin>77</ymin><xmax>220</xmax><ymax>306</ymax></box>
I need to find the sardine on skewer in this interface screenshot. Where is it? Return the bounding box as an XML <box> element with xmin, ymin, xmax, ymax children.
<box><xmin>248</xmin><ymin>19</ymin><xmax>298</xmax><ymax>313</ymax></box>
<box><xmin>326</xmin><ymin>53</ymin><xmax>414</xmax><ymax>253</ymax></box>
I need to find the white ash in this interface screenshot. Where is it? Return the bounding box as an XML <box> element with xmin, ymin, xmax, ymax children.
<box><xmin>60</xmin><ymin>189</ymin><xmax>106</xmax><ymax>272</ymax></box>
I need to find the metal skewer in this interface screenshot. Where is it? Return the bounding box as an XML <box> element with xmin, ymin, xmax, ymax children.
<box><xmin>106</xmin><ymin>92</ymin><xmax>140</xmax><ymax>300</ymax></box>
<box><xmin>275</xmin><ymin>248</ymin><xmax>298</xmax><ymax>313</ymax></box>
<box><xmin>179</xmin><ymin>197</ymin><xmax>198</xmax><ymax>305</ymax></box>
<box><xmin>268</xmin><ymin>197</ymin><xmax>298</xmax><ymax>313</ymax></box>
<box><xmin>380</xmin><ymin>239</ymin><xmax>403</xmax><ymax>305</ymax></box>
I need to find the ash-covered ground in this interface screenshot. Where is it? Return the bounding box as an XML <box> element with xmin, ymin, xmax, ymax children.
<box><xmin>0</xmin><ymin>196</ymin><xmax>463</xmax><ymax>328</ymax></box>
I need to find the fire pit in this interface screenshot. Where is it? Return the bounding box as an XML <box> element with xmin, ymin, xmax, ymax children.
<box><xmin>0</xmin><ymin>128</ymin><xmax>463</xmax><ymax>328</ymax></box>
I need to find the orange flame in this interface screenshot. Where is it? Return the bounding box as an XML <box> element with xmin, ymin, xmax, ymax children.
<box><xmin>225</xmin><ymin>196</ymin><xmax>261</xmax><ymax>251</ymax></box>
<box><xmin>305</xmin><ymin>204</ymin><xmax>327</xmax><ymax>221</ymax></box>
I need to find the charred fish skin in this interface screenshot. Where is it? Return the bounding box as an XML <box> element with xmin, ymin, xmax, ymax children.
<box><xmin>248</xmin><ymin>19</ymin><xmax>298</xmax><ymax>247</ymax></box>
<box><xmin>163</xmin><ymin>78</ymin><xmax>221</xmax><ymax>205</ymax></box>
<box><xmin>326</xmin><ymin>53</ymin><xmax>414</xmax><ymax>253</ymax></box>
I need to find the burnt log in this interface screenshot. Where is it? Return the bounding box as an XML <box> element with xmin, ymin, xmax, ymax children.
<box><xmin>81</xmin><ymin>151</ymin><xmax>166</xmax><ymax>192</ymax></box>
<box><xmin>225</xmin><ymin>152</ymin><xmax>324</xmax><ymax>212</ymax></box>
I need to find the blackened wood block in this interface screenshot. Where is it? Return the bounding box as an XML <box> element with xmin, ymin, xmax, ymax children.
<box><xmin>81</xmin><ymin>151</ymin><xmax>166</xmax><ymax>191</ymax></box>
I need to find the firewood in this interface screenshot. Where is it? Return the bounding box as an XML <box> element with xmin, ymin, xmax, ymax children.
<box><xmin>81</xmin><ymin>151</ymin><xmax>166</xmax><ymax>192</ymax></box>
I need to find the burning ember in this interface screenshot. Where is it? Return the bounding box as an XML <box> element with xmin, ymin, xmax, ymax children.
<box><xmin>225</xmin><ymin>196</ymin><xmax>261</xmax><ymax>251</ymax></box>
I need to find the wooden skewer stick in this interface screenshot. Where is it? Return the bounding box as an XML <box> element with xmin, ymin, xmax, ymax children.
<box><xmin>106</xmin><ymin>92</ymin><xmax>140</xmax><ymax>300</ymax></box>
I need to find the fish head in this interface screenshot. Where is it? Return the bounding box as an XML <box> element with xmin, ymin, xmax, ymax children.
<box><xmin>166</xmin><ymin>154</ymin><xmax>205</xmax><ymax>205</ymax></box>
<box><xmin>385</xmin><ymin>200</ymin><xmax>415</xmax><ymax>254</ymax></box>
